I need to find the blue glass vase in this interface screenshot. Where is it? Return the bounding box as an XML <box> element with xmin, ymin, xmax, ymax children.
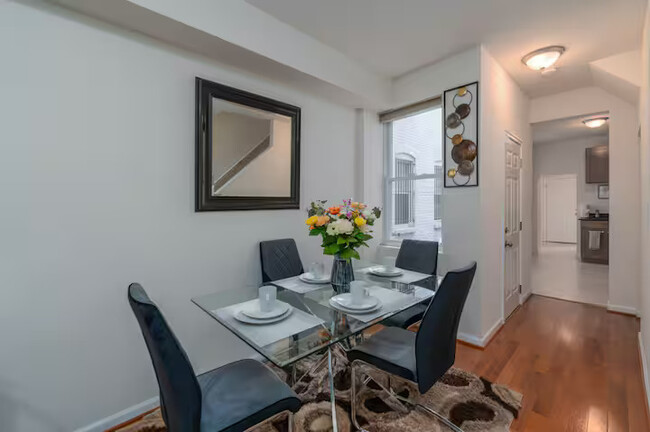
<box><xmin>331</xmin><ymin>254</ymin><xmax>354</xmax><ymax>294</ymax></box>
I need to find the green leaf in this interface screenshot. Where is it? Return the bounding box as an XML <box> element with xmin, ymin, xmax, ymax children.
<box><xmin>309</xmin><ymin>228</ymin><xmax>322</xmax><ymax>236</ymax></box>
<box><xmin>339</xmin><ymin>247</ymin><xmax>361</xmax><ymax>260</ymax></box>
<box><xmin>337</xmin><ymin>236</ymin><xmax>347</xmax><ymax>245</ymax></box>
<box><xmin>324</xmin><ymin>244</ymin><xmax>340</xmax><ymax>255</ymax></box>
<box><xmin>323</xmin><ymin>235</ymin><xmax>337</xmax><ymax>245</ymax></box>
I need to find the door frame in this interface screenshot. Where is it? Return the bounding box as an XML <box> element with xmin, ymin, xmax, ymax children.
<box><xmin>538</xmin><ymin>174</ymin><xmax>578</xmax><ymax>245</ymax></box>
<box><xmin>503</xmin><ymin>131</ymin><xmax>523</xmax><ymax>321</ymax></box>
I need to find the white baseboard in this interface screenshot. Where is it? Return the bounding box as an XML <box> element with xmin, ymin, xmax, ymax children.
<box><xmin>607</xmin><ymin>303</ymin><xmax>638</xmax><ymax>316</ymax></box>
<box><xmin>73</xmin><ymin>396</ymin><xmax>159</xmax><ymax>432</ymax></box>
<box><xmin>458</xmin><ymin>319</ymin><xmax>504</xmax><ymax>348</ymax></box>
<box><xmin>639</xmin><ymin>332</ymin><xmax>650</xmax><ymax>415</ymax></box>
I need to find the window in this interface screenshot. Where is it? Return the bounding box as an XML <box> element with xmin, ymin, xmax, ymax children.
<box><xmin>383</xmin><ymin>105</ymin><xmax>443</xmax><ymax>243</ymax></box>
<box><xmin>394</xmin><ymin>154</ymin><xmax>415</xmax><ymax>226</ymax></box>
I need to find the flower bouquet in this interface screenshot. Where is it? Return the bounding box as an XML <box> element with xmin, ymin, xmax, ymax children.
<box><xmin>306</xmin><ymin>199</ymin><xmax>381</xmax><ymax>292</ymax></box>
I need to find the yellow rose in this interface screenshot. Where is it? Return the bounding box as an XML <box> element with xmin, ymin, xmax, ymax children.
<box><xmin>316</xmin><ymin>215</ymin><xmax>330</xmax><ymax>226</ymax></box>
<box><xmin>354</xmin><ymin>216</ymin><xmax>366</xmax><ymax>227</ymax></box>
<box><xmin>306</xmin><ymin>215</ymin><xmax>318</xmax><ymax>225</ymax></box>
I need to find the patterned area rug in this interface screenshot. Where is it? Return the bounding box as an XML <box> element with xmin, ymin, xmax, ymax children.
<box><xmin>113</xmin><ymin>354</ymin><xmax>521</xmax><ymax>432</ymax></box>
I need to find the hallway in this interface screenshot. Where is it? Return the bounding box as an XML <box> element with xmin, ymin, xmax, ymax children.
<box><xmin>532</xmin><ymin>242</ymin><xmax>608</xmax><ymax>306</ymax></box>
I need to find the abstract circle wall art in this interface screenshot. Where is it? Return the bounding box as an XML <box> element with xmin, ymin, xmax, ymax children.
<box><xmin>443</xmin><ymin>81</ymin><xmax>479</xmax><ymax>187</ymax></box>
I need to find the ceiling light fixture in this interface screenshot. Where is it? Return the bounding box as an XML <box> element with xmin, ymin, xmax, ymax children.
<box><xmin>582</xmin><ymin>116</ymin><xmax>609</xmax><ymax>128</ymax></box>
<box><xmin>521</xmin><ymin>46</ymin><xmax>566</xmax><ymax>71</ymax></box>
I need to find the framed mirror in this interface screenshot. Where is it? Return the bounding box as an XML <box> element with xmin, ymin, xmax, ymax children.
<box><xmin>195</xmin><ymin>78</ymin><xmax>300</xmax><ymax>211</ymax></box>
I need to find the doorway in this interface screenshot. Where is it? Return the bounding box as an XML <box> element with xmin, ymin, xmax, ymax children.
<box><xmin>540</xmin><ymin>174</ymin><xmax>577</xmax><ymax>244</ymax></box>
<box><xmin>531</xmin><ymin>114</ymin><xmax>609</xmax><ymax>306</ymax></box>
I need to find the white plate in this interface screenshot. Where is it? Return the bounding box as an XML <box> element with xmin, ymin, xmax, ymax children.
<box><xmin>299</xmin><ymin>273</ymin><xmax>331</xmax><ymax>284</ymax></box>
<box><xmin>240</xmin><ymin>301</ymin><xmax>290</xmax><ymax>320</ymax></box>
<box><xmin>234</xmin><ymin>308</ymin><xmax>293</xmax><ymax>325</ymax></box>
<box><xmin>331</xmin><ymin>293</ymin><xmax>379</xmax><ymax>310</ymax></box>
<box><xmin>368</xmin><ymin>266</ymin><xmax>404</xmax><ymax>277</ymax></box>
<box><xmin>328</xmin><ymin>297</ymin><xmax>382</xmax><ymax>314</ymax></box>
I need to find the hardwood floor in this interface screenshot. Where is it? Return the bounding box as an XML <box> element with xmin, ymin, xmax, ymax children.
<box><xmin>453</xmin><ymin>295</ymin><xmax>649</xmax><ymax>432</ymax></box>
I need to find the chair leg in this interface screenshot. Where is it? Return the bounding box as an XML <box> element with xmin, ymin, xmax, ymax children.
<box><xmin>350</xmin><ymin>360</ymin><xmax>364</xmax><ymax>431</ymax></box>
<box><xmin>389</xmin><ymin>389</ymin><xmax>465</xmax><ymax>432</ymax></box>
<box><xmin>353</xmin><ymin>360</ymin><xmax>465</xmax><ymax>432</ymax></box>
<box><xmin>287</xmin><ymin>411</ymin><xmax>294</xmax><ymax>432</ymax></box>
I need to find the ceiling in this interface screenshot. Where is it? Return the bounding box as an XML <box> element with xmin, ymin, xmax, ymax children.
<box><xmin>245</xmin><ymin>0</ymin><xmax>645</xmax><ymax>97</ymax></box>
<box><xmin>532</xmin><ymin>113</ymin><xmax>610</xmax><ymax>144</ymax></box>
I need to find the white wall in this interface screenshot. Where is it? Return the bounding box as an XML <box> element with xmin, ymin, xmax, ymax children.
<box><xmin>390</xmin><ymin>47</ymin><xmax>485</xmax><ymax>339</ymax></box>
<box><xmin>0</xmin><ymin>2</ymin><xmax>359</xmax><ymax>431</ymax></box>
<box><xmin>389</xmin><ymin>46</ymin><xmax>532</xmax><ymax>343</ymax></box>
<box><xmin>639</xmin><ymin>0</ymin><xmax>650</xmax><ymax>410</ymax></box>
<box><xmin>530</xmin><ymin>87</ymin><xmax>641</xmax><ymax>314</ymax></box>
<box><xmin>478</xmin><ymin>46</ymin><xmax>532</xmax><ymax>337</ymax></box>
<box><xmin>533</xmin><ymin>135</ymin><xmax>610</xmax><ymax>248</ymax></box>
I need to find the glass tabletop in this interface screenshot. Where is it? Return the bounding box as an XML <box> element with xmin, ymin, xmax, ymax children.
<box><xmin>192</xmin><ymin>260</ymin><xmax>441</xmax><ymax>368</ymax></box>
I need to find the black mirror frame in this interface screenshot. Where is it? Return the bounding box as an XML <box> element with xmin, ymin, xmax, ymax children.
<box><xmin>195</xmin><ymin>77</ymin><xmax>301</xmax><ymax>211</ymax></box>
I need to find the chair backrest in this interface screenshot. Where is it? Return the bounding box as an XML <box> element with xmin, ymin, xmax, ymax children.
<box><xmin>414</xmin><ymin>262</ymin><xmax>477</xmax><ymax>394</ymax></box>
<box><xmin>395</xmin><ymin>239</ymin><xmax>439</xmax><ymax>275</ymax></box>
<box><xmin>128</xmin><ymin>283</ymin><xmax>201</xmax><ymax>432</ymax></box>
<box><xmin>259</xmin><ymin>238</ymin><xmax>304</xmax><ymax>282</ymax></box>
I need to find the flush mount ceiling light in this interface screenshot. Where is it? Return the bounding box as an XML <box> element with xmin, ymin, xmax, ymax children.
<box><xmin>583</xmin><ymin>116</ymin><xmax>609</xmax><ymax>128</ymax></box>
<box><xmin>521</xmin><ymin>46</ymin><xmax>566</xmax><ymax>71</ymax></box>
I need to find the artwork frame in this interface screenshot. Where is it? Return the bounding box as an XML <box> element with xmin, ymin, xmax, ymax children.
<box><xmin>443</xmin><ymin>81</ymin><xmax>479</xmax><ymax>187</ymax></box>
<box><xmin>195</xmin><ymin>77</ymin><xmax>301</xmax><ymax>211</ymax></box>
<box><xmin>598</xmin><ymin>184</ymin><xmax>609</xmax><ymax>199</ymax></box>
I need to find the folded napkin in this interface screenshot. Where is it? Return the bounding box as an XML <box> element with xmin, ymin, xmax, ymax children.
<box><xmin>213</xmin><ymin>299</ymin><xmax>325</xmax><ymax>347</ymax></box>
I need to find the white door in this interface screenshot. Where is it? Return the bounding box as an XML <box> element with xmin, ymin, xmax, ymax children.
<box><xmin>504</xmin><ymin>137</ymin><xmax>522</xmax><ymax>319</ymax></box>
<box><xmin>544</xmin><ymin>175</ymin><xmax>577</xmax><ymax>243</ymax></box>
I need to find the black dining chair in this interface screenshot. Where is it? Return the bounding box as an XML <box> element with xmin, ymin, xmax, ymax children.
<box><xmin>128</xmin><ymin>283</ymin><xmax>302</xmax><ymax>432</ymax></box>
<box><xmin>259</xmin><ymin>238</ymin><xmax>304</xmax><ymax>283</ymax></box>
<box><xmin>381</xmin><ymin>239</ymin><xmax>439</xmax><ymax>328</ymax></box>
<box><xmin>348</xmin><ymin>262</ymin><xmax>477</xmax><ymax>432</ymax></box>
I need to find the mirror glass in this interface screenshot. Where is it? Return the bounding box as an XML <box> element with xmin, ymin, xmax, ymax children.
<box><xmin>210</xmin><ymin>97</ymin><xmax>293</xmax><ymax>197</ymax></box>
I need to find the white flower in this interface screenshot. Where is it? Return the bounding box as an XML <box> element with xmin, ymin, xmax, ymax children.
<box><xmin>362</xmin><ymin>209</ymin><xmax>371</xmax><ymax>218</ymax></box>
<box><xmin>326</xmin><ymin>218</ymin><xmax>354</xmax><ymax>235</ymax></box>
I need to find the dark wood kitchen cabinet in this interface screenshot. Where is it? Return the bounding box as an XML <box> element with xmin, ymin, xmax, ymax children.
<box><xmin>585</xmin><ymin>145</ymin><xmax>609</xmax><ymax>184</ymax></box>
<box><xmin>580</xmin><ymin>220</ymin><xmax>608</xmax><ymax>264</ymax></box>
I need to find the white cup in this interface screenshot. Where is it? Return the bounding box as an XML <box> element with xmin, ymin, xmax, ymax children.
<box><xmin>383</xmin><ymin>256</ymin><xmax>396</xmax><ymax>271</ymax></box>
<box><xmin>309</xmin><ymin>262</ymin><xmax>325</xmax><ymax>279</ymax></box>
<box><xmin>259</xmin><ymin>285</ymin><xmax>277</xmax><ymax>312</ymax></box>
<box><xmin>350</xmin><ymin>281</ymin><xmax>367</xmax><ymax>305</ymax></box>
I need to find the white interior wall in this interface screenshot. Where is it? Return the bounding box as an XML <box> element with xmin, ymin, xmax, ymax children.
<box><xmin>530</xmin><ymin>87</ymin><xmax>641</xmax><ymax>314</ymax></box>
<box><xmin>0</xmin><ymin>3</ymin><xmax>358</xmax><ymax>431</ymax></box>
<box><xmin>390</xmin><ymin>47</ymin><xmax>485</xmax><ymax>339</ymax></box>
<box><xmin>639</xmin><ymin>0</ymin><xmax>650</xmax><ymax>411</ymax></box>
<box><xmin>533</xmin><ymin>135</ymin><xmax>610</xmax><ymax>249</ymax></box>
<box><xmin>478</xmin><ymin>46</ymin><xmax>533</xmax><ymax>336</ymax></box>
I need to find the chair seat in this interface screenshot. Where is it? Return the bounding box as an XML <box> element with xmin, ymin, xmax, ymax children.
<box><xmin>198</xmin><ymin>359</ymin><xmax>301</xmax><ymax>432</ymax></box>
<box><xmin>348</xmin><ymin>327</ymin><xmax>417</xmax><ymax>383</ymax></box>
<box><xmin>381</xmin><ymin>303</ymin><xmax>428</xmax><ymax>328</ymax></box>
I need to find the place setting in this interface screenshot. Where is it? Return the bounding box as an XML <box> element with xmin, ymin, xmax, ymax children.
<box><xmin>329</xmin><ymin>281</ymin><xmax>383</xmax><ymax>315</ymax></box>
<box><xmin>366</xmin><ymin>257</ymin><xmax>404</xmax><ymax>277</ymax></box>
<box><xmin>273</xmin><ymin>261</ymin><xmax>331</xmax><ymax>294</ymax></box>
<box><xmin>299</xmin><ymin>262</ymin><xmax>331</xmax><ymax>284</ymax></box>
<box><xmin>213</xmin><ymin>285</ymin><xmax>325</xmax><ymax>347</ymax></box>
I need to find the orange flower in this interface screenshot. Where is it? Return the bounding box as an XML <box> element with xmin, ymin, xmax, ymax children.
<box><xmin>328</xmin><ymin>206</ymin><xmax>340</xmax><ymax>215</ymax></box>
<box><xmin>309</xmin><ymin>226</ymin><xmax>314</xmax><ymax>230</ymax></box>
<box><xmin>350</xmin><ymin>202</ymin><xmax>360</xmax><ymax>209</ymax></box>
<box><xmin>316</xmin><ymin>215</ymin><xmax>330</xmax><ymax>226</ymax></box>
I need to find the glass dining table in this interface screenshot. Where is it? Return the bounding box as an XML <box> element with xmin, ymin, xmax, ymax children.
<box><xmin>192</xmin><ymin>260</ymin><xmax>441</xmax><ymax>431</ymax></box>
